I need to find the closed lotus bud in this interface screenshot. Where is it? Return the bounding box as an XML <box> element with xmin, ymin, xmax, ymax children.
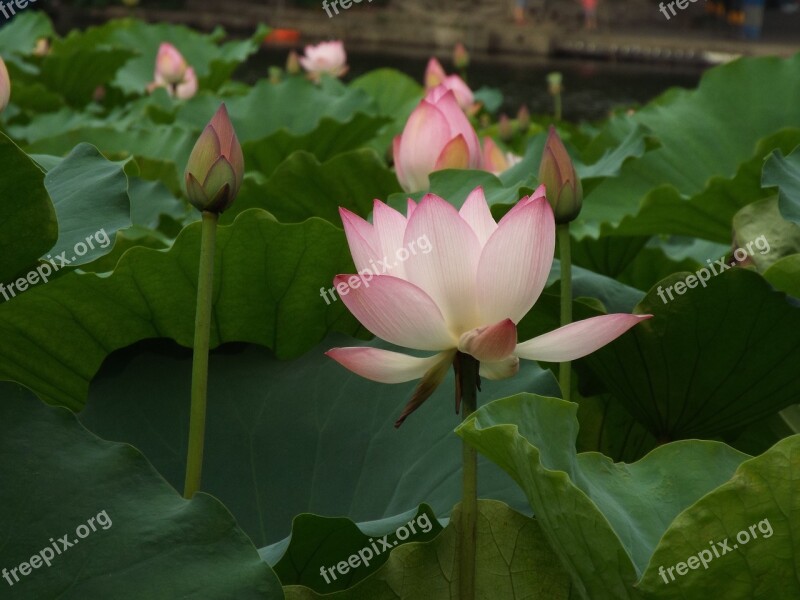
<box><xmin>175</xmin><ymin>67</ymin><xmax>198</xmax><ymax>100</ymax></box>
<box><xmin>538</xmin><ymin>126</ymin><xmax>582</xmax><ymax>224</ymax></box>
<box><xmin>185</xmin><ymin>104</ymin><xmax>244</xmax><ymax>214</ymax></box>
<box><xmin>424</xmin><ymin>57</ymin><xmax>447</xmax><ymax>89</ymax></box>
<box><xmin>498</xmin><ymin>114</ymin><xmax>513</xmax><ymax>142</ymax></box>
<box><xmin>0</xmin><ymin>57</ymin><xmax>9</xmax><ymax>113</ymax></box>
<box><xmin>547</xmin><ymin>71</ymin><xmax>563</xmax><ymax>96</ymax></box>
<box><xmin>517</xmin><ymin>105</ymin><xmax>530</xmax><ymax>132</ymax></box>
<box><xmin>155</xmin><ymin>42</ymin><xmax>187</xmax><ymax>85</ymax></box>
<box><xmin>453</xmin><ymin>42</ymin><xmax>470</xmax><ymax>69</ymax></box>
<box><xmin>286</xmin><ymin>50</ymin><xmax>301</xmax><ymax>75</ymax></box>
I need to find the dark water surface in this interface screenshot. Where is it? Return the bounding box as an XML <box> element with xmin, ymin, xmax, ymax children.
<box><xmin>247</xmin><ymin>48</ymin><xmax>705</xmax><ymax>121</ymax></box>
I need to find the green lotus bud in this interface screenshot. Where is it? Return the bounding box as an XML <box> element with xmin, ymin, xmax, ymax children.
<box><xmin>547</xmin><ymin>72</ymin><xmax>563</xmax><ymax>96</ymax></box>
<box><xmin>538</xmin><ymin>126</ymin><xmax>583</xmax><ymax>224</ymax></box>
<box><xmin>517</xmin><ymin>104</ymin><xmax>530</xmax><ymax>132</ymax></box>
<box><xmin>185</xmin><ymin>104</ymin><xmax>244</xmax><ymax>214</ymax></box>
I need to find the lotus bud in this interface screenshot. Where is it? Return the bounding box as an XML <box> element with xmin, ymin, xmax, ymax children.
<box><xmin>155</xmin><ymin>42</ymin><xmax>187</xmax><ymax>85</ymax></box>
<box><xmin>0</xmin><ymin>57</ymin><xmax>10</xmax><ymax>113</ymax></box>
<box><xmin>175</xmin><ymin>67</ymin><xmax>198</xmax><ymax>100</ymax></box>
<box><xmin>424</xmin><ymin>57</ymin><xmax>447</xmax><ymax>89</ymax></box>
<box><xmin>268</xmin><ymin>66</ymin><xmax>282</xmax><ymax>84</ymax></box>
<box><xmin>185</xmin><ymin>104</ymin><xmax>244</xmax><ymax>214</ymax></box>
<box><xmin>538</xmin><ymin>126</ymin><xmax>583</xmax><ymax>224</ymax></box>
<box><xmin>547</xmin><ymin>71</ymin><xmax>563</xmax><ymax>96</ymax></box>
<box><xmin>286</xmin><ymin>50</ymin><xmax>301</xmax><ymax>75</ymax></box>
<box><xmin>453</xmin><ymin>42</ymin><xmax>470</xmax><ymax>70</ymax></box>
<box><xmin>517</xmin><ymin>105</ymin><xmax>530</xmax><ymax>132</ymax></box>
<box><xmin>498</xmin><ymin>114</ymin><xmax>513</xmax><ymax>142</ymax></box>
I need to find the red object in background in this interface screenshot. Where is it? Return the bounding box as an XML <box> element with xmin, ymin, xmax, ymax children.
<box><xmin>264</xmin><ymin>29</ymin><xmax>301</xmax><ymax>44</ymax></box>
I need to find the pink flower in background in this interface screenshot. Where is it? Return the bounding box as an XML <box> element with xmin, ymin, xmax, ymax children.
<box><xmin>155</xmin><ymin>42</ymin><xmax>188</xmax><ymax>84</ymax></box>
<box><xmin>424</xmin><ymin>57</ymin><xmax>474</xmax><ymax>111</ymax></box>
<box><xmin>299</xmin><ymin>41</ymin><xmax>348</xmax><ymax>80</ymax></box>
<box><xmin>393</xmin><ymin>86</ymin><xmax>482</xmax><ymax>192</ymax></box>
<box><xmin>481</xmin><ymin>137</ymin><xmax>521</xmax><ymax>175</ymax></box>
<box><xmin>326</xmin><ymin>188</ymin><xmax>651</xmax><ymax>426</ymax></box>
<box><xmin>175</xmin><ymin>67</ymin><xmax>198</xmax><ymax>99</ymax></box>
<box><xmin>0</xmin><ymin>57</ymin><xmax>9</xmax><ymax>113</ymax></box>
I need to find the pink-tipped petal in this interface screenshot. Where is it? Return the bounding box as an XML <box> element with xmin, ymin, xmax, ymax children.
<box><xmin>424</xmin><ymin>57</ymin><xmax>447</xmax><ymax>89</ymax></box>
<box><xmin>477</xmin><ymin>196</ymin><xmax>556</xmax><ymax>324</ymax></box>
<box><xmin>325</xmin><ymin>347</ymin><xmax>449</xmax><ymax>383</ymax></box>
<box><xmin>403</xmin><ymin>193</ymin><xmax>482</xmax><ymax>333</ymax></box>
<box><xmin>335</xmin><ymin>274</ymin><xmax>456</xmax><ymax>351</ymax></box>
<box><xmin>515</xmin><ymin>314</ymin><xmax>653</xmax><ymax>362</ymax></box>
<box><xmin>458</xmin><ymin>318</ymin><xmax>517</xmax><ymax>362</ymax></box>
<box><xmin>459</xmin><ymin>186</ymin><xmax>497</xmax><ymax>247</ymax></box>
<box><xmin>480</xmin><ymin>356</ymin><xmax>520</xmax><ymax>380</ymax></box>
<box><xmin>339</xmin><ymin>207</ymin><xmax>381</xmax><ymax>273</ymax></box>
<box><xmin>481</xmin><ymin>137</ymin><xmax>509</xmax><ymax>175</ymax></box>
<box><xmin>432</xmin><ymin>89</ymin><xmax>482</xmax><ymax>167</ymax></box>
<box><xmin>396</xmin><ymin>100</ymin><xmax>453</xmax><ymax>192</ymax></box>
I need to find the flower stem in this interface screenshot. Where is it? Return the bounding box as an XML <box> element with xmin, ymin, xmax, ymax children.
<box><xmin>458</xmin><ymin>353</ymin><xmax>479</xmax><ymax>600</ymax></box>
<box><xmin>554</xmin><ymin>92</ymin><xmax>562</xmax><ymax>122</ymax></box>
<box><xmin>558</xmin><ymin>222</ymin><xmax>572</xmax><ymax>403</ymax></box>
<box><xmin>184</xmin><ymin>210</ymin><xmax>218</xmax><ymax>499</ymax></box>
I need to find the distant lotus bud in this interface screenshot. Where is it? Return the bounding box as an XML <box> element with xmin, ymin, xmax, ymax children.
<box><xmin>498</xmin><ymin>114</ymin><xmax>513</xmax><ymax>142</ymax></box>
<box><xmin>93</xmin><ymin>85</ymin><xmax>106</xmax><ymax>103</ymax></box>
<box><xmin>286</xmin><ymin>50</ymin><xmax>301</xmax><ymax>75</ymax></box>
<box><xmin>299</xmin><ymin>41</ymin><xmax>348</xmax><ymax>81</ymax></box>
<box><xmin>538</xmin><ymin>126</ymin><xmax>582</xmax><ymax>224</ymax></box>
<box><xmin>268</xmin><ymin>66</ymin><xmax>282</xmax><ymax>84</ymax></box>
<box><xmin>393</xmin><ymin>86</ymin><xmax>482</xmax><ymax>192</ymax></box>
<box><xmin>185</xmin><ymin>104</ymin><xmax>244</xmax><ymax>214</ymax></box>
<box><xmin>0</xmin><ymin>57</ymin><xmax>10</xmax><ymax>113</ymax></box>
<box><xmin>424</xmin><ymin>57</ymin><xmax>447</xmax><ymax>89</ymax></box>
<box><xmin>547</xmin><ymin>72</ymin><xmax>563</xmax><ymax>96</ymax></box>
<box><xmin>517</xmin><ymin>105</ymin><xmax>530</xmax><ymax>132</ymax></box>
<box><xmin>155</xmin><ymin>42</ymin><xmax>187</xmax><ymax>85</ymax></box>
<box><xmin>453</xmin><ymin>42</ymin><xmax>470</xmax><ymax>69</ymax></box>
<box><xmin>175</xmin><ymin>67</ymin><xmax>198</xmax><ymax>99</ymax></box>
<box><xmin>482</xmin><ymin>137</ymin><xmax>521</xmax><ymax>175</ymax></box>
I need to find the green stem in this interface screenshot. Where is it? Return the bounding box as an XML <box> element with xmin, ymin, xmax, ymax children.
<box><xmin>558</xmin><ymin>222</ymin><xmax>572</xmax><ymax>403</ymax></box>
<box><xmin>184</xmin><ymin>210</ymin><xmax>218</xmax><ymax>499</ymax></box>
<box><xmin>554</xmin><ymin>92</ymin><xmax>562</xmax><ymax>122</ymax></box>
<box><xmin>458</xmin><ymin>353</ymin><xmax>479</xmax><ymax>600</ymax></box>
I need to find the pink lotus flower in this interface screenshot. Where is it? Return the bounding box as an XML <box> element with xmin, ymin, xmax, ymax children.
<box><xmin>0</xmin><ymin>57</ymin><xmax>9</xmax><ymax>113</ymax></box>
<box><xmin>155</xmin><ymin>42</ymin><xmax>188</xmax><ymax>85</ymax></box>
<box><xmin>175</xmin><ymin>67</ymin><xmax>198</xmax><ymax>100</ymax></box>
<box><xmin>393</xmin><ymin>86</ymin><xmax>482</xmax><ymax>193</ymax></box>
<box><xmin>299</xmin><ymin>41</ymin><xmax>348</xmax><ymax>80</ymax></box>
<box><xmin>326</xmin><ymin>188</ymin><xmax>651</xmax><ymax>426</ymax></box>
<box><xmin>481</xmin><ymin>137</ymin><xmax>521</xmax><ymax>175</ymax></box>
<box><xmin>424</xmin><ymin>57</ymin><xmax>474</xmax><ymax>111</ymax></box>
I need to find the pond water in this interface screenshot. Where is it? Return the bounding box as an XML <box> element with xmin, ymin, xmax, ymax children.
<box><xmin>247</xmin><ymin>49</ymin><xmax>705</xmax><ymax>121</ymax></box>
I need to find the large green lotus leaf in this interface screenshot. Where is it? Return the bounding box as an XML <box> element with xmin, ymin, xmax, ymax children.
<box><xmin>575</xmin><ymin>393</ymin><xmax>656</xmax><ymax>462</ymax></box>
<box><xmin>79</xmin><ymin>336</ymin><xmax>560</xmax><ymax>547</ymax></box>
<box><xmin>637</xmin><ymin>435</ymin><xmax>800</xmax><ymax>599</ymax></box>
<box><xmin>264</xmin><ymin>505</ymin><xmax>442</xmax><ymax>592</ymax></box>
<box><xmin>0</xmin><ymin>11</ymin><xmax>53</xmax><ymax>63</ymax></box>
<box><xmin>762</xmin><ymin>146</ymin><xmax>800</xmax><ymax>224</ymax></box>
<box><xmin>225</xmin><ymin>149</ymin><xmax>401</xmax><ymax>225</ymax></box>
<box><xmin>577</xmin><ymin>54</ymin><xmax>800</xmax><ymax>240</ymax></box>
<box><xmin>55</xmin><ymin>18</ymin><xmax>266</xmax><ymax>94</ymax></box>
<box><xmin>763</xmin><ymin>254</ymin><xmax>800</xmax><ymax>297</ymax></box>
<box><xmin>456</xmin><ymin>394</ymin><xmax>751</xmax><ymax>600</ymax></box>
<box><xmin>603</xmin><ymin>128</ymin><xmax>800</xmax><ymax>243</ymax></box>
<box><xmin>0</xmin><ymin>132</ymin><xmax>57</xmax><ymax>284</ymax></box>
<box><xmin>38</xmin><ymin>46</ymin><xmax>136</xmax><ymax>106</ymax></box>
<box><xmin>42</xmin><ymin>143</ymin><xmax>131</xmax><ymax>267</ymax></box>
<box><xmin>582</xmin><ymin>268</ymin><xmax>800</xmax><ymax>440</ymax></box>
<box><xmin>0</xmin><ymin>382</ymin><xmax>283</xmax><ymax>599</ymax></box>
<box><xmin>242</xmin><ymin>113</ymin><xmax>390</xmax><ymax>178</ymax></box>
<box><xmin>0</xmin><ymin>209</ymin><xmax>361</xmax><ymax>410</ymax></box>
<box><xmin>177</xmin><ymin>77</ymin><xmax>378</xmax><ymax>142</ymax></box>
<box><xmin>349</xmin><ymin>68</ymin><xmax>422</xmax><ymax>155</ymax></box>
<box><xmin>281</xmin><ymin>501</ymin><xmax>571</xmax><ymax>599</ymax></box>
